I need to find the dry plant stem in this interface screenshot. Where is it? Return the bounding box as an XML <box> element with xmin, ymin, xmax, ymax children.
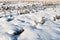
<box><xmin>9</xmin><ymin>10</ymin><xmax>12</xmax><ymax>17</ymax></box>
<box><xmin>16</xmin><ymin>10</ymin><xmax>18</xmax><ymax>15</ymax></box>
<box><xmin>4</xmin><ymin>10</ymin><xmax>7</xmax><ymax>17</ymax></box>
<box><xmin>34</xmin><ymin>20</ymin><xmax>38</xmax><ymax>26</ymax></box>
<box><xmin>41</xmin><ymin>17</ymin><xmax>45</xmax><ymax>24</ymax></box>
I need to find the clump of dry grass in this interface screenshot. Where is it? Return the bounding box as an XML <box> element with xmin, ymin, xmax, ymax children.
<box><xmin>52</xmin><ymin>17</ymin><xmax>56</xmax><ymax>21</ymax></box>
<box><xmin>56</xmin><ymin>15</ymin><xmax>60</xmax><ymax>20</ymax></box>
<box><xmin>51</xmin><ymin>15</ymin><xmax>60</xmax><ymax>21</ymax></box>
<box><xmin>51</xmin><ymin>15</ymin><xmax>57</xmax><ymax>21</ymax></box>
<box><xmin>40</xmin><ymin>17</ymin><xmax>45</xmax><ymax>24</ymax></box>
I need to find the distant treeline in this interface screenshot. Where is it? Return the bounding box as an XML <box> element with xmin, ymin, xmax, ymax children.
<box><xmin>0</xmin><ymin>0</ymin><xmax>18</xmax><ymax>4</ymax></box>
<box><xmin>21</xmin><ymin>0</ymin><xmax>60</xmax><ymax>5</ymax></box>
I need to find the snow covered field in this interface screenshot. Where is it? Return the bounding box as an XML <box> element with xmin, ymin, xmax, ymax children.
<box><xmin>0</xmin><ymin>2</ymin><xmax>60</xmax><ymax>40</ymax></box>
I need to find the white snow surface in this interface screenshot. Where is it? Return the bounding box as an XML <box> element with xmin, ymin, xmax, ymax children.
<box><xmin>0</xmin><ymin>5</ymin><xmax>60</xmax><ymax>40</ymax></box>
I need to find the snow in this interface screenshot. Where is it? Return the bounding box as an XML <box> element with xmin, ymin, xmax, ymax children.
<box><xmin>0</xmin><ymin>2</ymin><xmax>60</xmax><ymax>40</ymax></box>
<box><xmin>0</xmin><ymin>33</ymin><xmax>12</xmax><ymax>40</ymax></box>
